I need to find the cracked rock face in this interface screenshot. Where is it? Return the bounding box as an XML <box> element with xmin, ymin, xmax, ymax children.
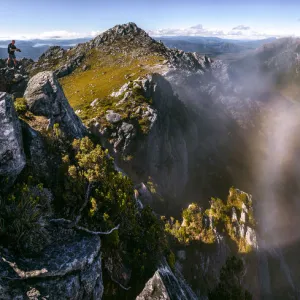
<box><xmin>0</xmin><ymin>58</ymin><xmax>32</xmax><ymax>97</ymax></box>
<box><xmin>24</xmin><ymin>71</ymin><xmax>86</xmax><ymax>139</ymax></box>
<box><xmin>0</xmin><ymin>229</ymin><xmax>103</xmax><ymax>299</ymax></box>
<box><xmin>0</xmin><ymin>92</ymin><xmax>25</xmax><ymax>186</ymax></box>
<box><xmin>137</xmin><ymin>261</ymin><xmax>197</xmax><ymax>300</ymax></box>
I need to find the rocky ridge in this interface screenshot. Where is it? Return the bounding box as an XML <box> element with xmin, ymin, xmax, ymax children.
<box><xmin>0</xmin><ymin>58</ymin><xmax>32</xmax><ymax>97</ymax></box>
<box><xmin>1</xmin><ymin>22</ymin><xmax>300</xmax><ymax>300</ymax></box>
<box><xmin>29</xmin><ymin>22</ymin><xmax>212</xmax><ymax>79</ymax></box>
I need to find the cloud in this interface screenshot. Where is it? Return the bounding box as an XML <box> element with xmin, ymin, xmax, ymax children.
<box><xmin>148</xmin><ymin>24</ymin><xmax>296</xmax><ymax>40</ymax></box>
<box><xmin>148</xmin><ymin>25</ymin><xmax>225</xmax><ymax>37</ymax></box>
<box><xmin>232</xmin><ymin>25</ymin><xmax>251</xmax><ymax>30</ymax></box>
<box><xmin>1</xmin><ymin>24</ymin><xmax>297</xmax><ymax>42</ymax></box>
<box><xmin>190</xmin><ymin>24</ymin><xmax>203</xmax><ymax>30</ymax></box>
<box><xmin>0</xmin><ymin>30</ymin><xmax>104</xmax><ymax>40</ymax></box>
<box><xmin>40</xmin><ymin>30</ymin><xmax>101</xmax><ymax>39</ymax></box>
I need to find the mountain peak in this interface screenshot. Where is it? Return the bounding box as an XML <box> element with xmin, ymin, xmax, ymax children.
<box><xmin>91</xmin><ymin>22</ymin><xmax>153</xmax><ymax>47</ymax></box>
<box><xmin>112</xmin><ymin>22</ymin><xmax>141</xmax><ymax>35</ymax></box>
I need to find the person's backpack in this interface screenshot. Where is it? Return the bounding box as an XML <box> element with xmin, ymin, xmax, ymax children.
<box><xmin>7</xmin><ymin>43</ymin><xmax>11</xmax><ymax>54</ymax></box>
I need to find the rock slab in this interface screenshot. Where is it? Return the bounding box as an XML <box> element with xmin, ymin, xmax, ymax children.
<box><xmin>24</xmin><ymin>71</ymin><xmax>86</xmax><ymax>139</ymax></box>
<box><xmin>0</xmin><ymin>230</ymin><xmax>103</xmax><ymax>299</ymax></box>
<box><xmin>0</xmin><ymin>92</ymin><xmax>25</xmax><ymax>184</ymax></box>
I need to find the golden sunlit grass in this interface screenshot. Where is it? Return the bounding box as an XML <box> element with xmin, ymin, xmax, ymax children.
<box><xmin>59</xmin><ymin>49</ymin><xmax>165</xmax><ymax>110</ymax></box>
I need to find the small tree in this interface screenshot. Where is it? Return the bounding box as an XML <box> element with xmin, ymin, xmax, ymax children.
<box><xmin>208</xmin><ymin>256</ymin><xmax>252</xmax><ymax>300</ymax></box>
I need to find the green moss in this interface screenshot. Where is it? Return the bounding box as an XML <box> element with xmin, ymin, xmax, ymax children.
<box><xmin>14</xmin><ymin>97</ymin><xmax>27</xmax><ymax>115</ymax></box>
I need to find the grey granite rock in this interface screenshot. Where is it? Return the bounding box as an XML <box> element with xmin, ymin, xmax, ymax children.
<box><xmin>0</xmin><ymin>229</ymin><xmax>103</xmax><ymax>300</ymax></box>
<box><xmin>24</xmin><ymin>71</ymin><xmax>86</xmax><ymax>139</ymax></box>
<box><xmin>105</xmin><ymin>111</ymin><xmax>122</xmax><ymax>124</ymax></box>
<box><xmin>137</xmin><ymin>260</ymin><xmax>197</xmax><ymax>300</ymax></box>
<box><xmin>0</xmin><ymin>92</ymin><xmax>25</xmax><ymax>186</ymax></box>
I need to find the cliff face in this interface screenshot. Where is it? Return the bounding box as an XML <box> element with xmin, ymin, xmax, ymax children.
<box><xmin>2</xmin><ymin>22</ymin><xmax>300</xmax><ymax>299</ymax></box>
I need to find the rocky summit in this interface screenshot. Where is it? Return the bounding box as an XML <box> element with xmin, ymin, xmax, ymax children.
<box><xmin>1</xmin><ymin>21</ymin><xmax>300</xmax><ymax>300</ymax></box>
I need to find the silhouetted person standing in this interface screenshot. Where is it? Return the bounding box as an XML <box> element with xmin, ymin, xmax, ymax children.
<box><xmin>7</xmin><ymin>40</ymin><xmax>21</xmax><ymax>68</ymax></box>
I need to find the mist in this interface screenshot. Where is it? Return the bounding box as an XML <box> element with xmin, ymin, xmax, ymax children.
<box><xmin>161</xmin><ymin>41</ymin><xmax>300</xmax><ymax>298</ymax></box>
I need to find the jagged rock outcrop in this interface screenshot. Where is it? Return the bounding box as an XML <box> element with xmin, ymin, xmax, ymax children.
<box><xmin>137</xmin><ymin>260</ymin><xmax>197</xmax><ymax>300</ymax></box>
<box><xmin>28</xmin><ymin>46</ymin><xmax>85</xmax><ymax>78</ymax></box>
<box><xmin>0</xmin><ymin>58</ymin><xmax>32</xmax><ymax>97</ymax></box>
<box><xmin>30</xmin><ymin>22</ymin><xmax>212</xmax><ymax>79</ymax></box>
<box><xmin>89</xmin><ymin>22</ymin><xmax>211</xmax><ymax>71</ymax></box>
<box><xmin>90</xmin><ymin>74</ymin><xmax>197</xmax><ymax>198</ymax></box>
<box><xmin>0</xmin><ymin>228</ymin><xmax>103</xmax><ymax>299</ymax></box>
<box><xmin>0</xmin><ymin>92</ymin><xmax>25</xmax><ymax>186</ymax></box>
<box><xmin>24</xmin><ymin>71</ymin><xmax>86</xmax><ymax>138</ymax></box>
<box><xmin>89</xmin><ymin>77</ymin><xmax>158</xmax><ymax>155</ymax></box>
<box><xmin>170</xmin><ymin>188</ymin><xmax>259</xmax><ymax>298</ymax></box>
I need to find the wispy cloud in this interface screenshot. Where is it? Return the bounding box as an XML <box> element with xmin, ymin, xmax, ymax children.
<box><xmin>232</xmin><ymin>25</ymin><xmax>251</xmax><ymax>30</ymax></box>
<box><xmin>148</xmin><ymin>25</ymin><xmax>225</xmax><ymax>38</ymax></box>
<box><xmin>148</xmin><ymin>24</ymin><xmax>297</xmax><ymax>40</ymax></box>
<box><xmin>1</xmin><ymin>24</ymin><xmax>298</xmax><ymax>41</ymax></box>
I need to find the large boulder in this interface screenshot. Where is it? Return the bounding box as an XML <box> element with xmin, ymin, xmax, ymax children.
<box><xmin>24</xmin><ymin>71</ymin><xmax>86</xmax><ymax>139</ymax></box>
<box><xmin>0</xmin><ymin>92</ymin><xmax>25</xmax><ymax>186</ymax></box>
<box><xmin>0</xmin><ymin>228</ymin><xmax>103</xmax><ymax>299</ymax></box>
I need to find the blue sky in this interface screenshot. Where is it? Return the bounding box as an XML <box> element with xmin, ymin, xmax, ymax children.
<box><xmin>1</xmin><ymin>0</ymin><xmax>300</xmax><ymax>40</ymax></box>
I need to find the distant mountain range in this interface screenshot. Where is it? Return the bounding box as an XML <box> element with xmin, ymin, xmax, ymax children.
<box><xmin>0</xmin><ymin>38</ymin><xmax>90</xmax><ymax>61</ymax></box>
<box><xmin>159</xmin><ymin>36</ymin><xmax>277</xmax><ymax>58</ymax></box>
<box><xmin>0</xmin><ymin>36</ymin><xmax>276</xmax><ymax>61</ymax></box>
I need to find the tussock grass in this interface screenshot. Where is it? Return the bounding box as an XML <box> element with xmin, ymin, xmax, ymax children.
<box><xmin>60</xmin><ymin>49</ymin><xmax>164</xmax><ymax>110</ymax></box>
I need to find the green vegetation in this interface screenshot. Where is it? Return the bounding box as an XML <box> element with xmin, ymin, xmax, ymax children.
<box><xmin>59</xmin><ymin>48</ymin><xmax>163</xmax><ymax>111</ymax></box>
<box><xmin>165</xmin><ymin>188</ymin><xmax>256</xmax><ymax>253</ymax></box>
<box><xmin>147</xmin><ymin>177</ymin><xmax>157</xmax><ymax>194</ymax></box>
<box><xmin>208</xmin><ymin>256</ymin><xmax>252</xmax><ymax>300</ymax></box>
<box><xmin>79</xmin><ymin>78</ymin><xmax>154</xmax><ymax>136</ymax></box>
<box><xmin>165</xmin><ymin>203</ymin><xmax>216</xmax><ymax>245</ymax></box>
<box><xmin>14</xmin><ymin>97</ymin><xmax>27</xmax><ymax>116</ymax></box>
<box><xmin>0</xmin><ymin>181</ymin><xmax>52</xmax><ymax>255</ymax></box>
<box><xmin>56</xmin><ymin>136</ymin><xmax>168</xmax><ymax>278</ymax></box>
